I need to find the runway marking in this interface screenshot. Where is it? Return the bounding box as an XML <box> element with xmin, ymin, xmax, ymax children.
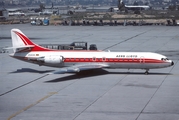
<box><xmin>135</xmin><ymin>61</ymin><xmax>177</xmax><ymax>120</ymax></box>
<box><xmin>73</xmin><ymin>74</ymin><xmax>128</xmax><ymax>120</ymax></box>
<box><xmin>102</xmin><ymin>31</ymin><xmax>147</xmax><ymax>51</ymax></box>
<box><xmin>7</xmin><ymin>75</ymin><xmax>78</xmax><ymax>120</ymax></box>
<box><xmin>0</xmin><ymin>74</ymin><xmax>48</xmax><ymax>96</ymax></box>
<box><xmin>7</xmin><ymin>92</ymin><xmax>58</xmax><ymax>120</ymax></box>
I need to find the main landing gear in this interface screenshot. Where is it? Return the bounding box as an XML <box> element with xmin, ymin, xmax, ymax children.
<box><xmin>145</xmin><ymin>69</ymin><xmax>149</xmax><ymax>75</ymax></box>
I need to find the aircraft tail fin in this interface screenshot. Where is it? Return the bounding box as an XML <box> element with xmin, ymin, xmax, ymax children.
<box><xmin>10</xmin><ymin>29</ymin><xmax>52</xmax><ymax>53</ymax></box>
<box><xmin>118</xmin><ymin>0</ymin><xmax>125</xmax><ymax>10</ymax></box>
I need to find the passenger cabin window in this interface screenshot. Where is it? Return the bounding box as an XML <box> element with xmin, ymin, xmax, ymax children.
<box><xmin>93</xmin><ymin>57</ymin><xmax>96</xmax><ymax>61</ymax></box>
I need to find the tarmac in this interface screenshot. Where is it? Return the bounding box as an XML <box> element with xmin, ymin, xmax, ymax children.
<box><xmin>0</xmin><ymin>24</ymin><xmax>179</xmax><ymax>120</ymax></box>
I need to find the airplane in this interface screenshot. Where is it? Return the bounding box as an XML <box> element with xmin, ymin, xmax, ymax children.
<box><xmin>118</xmin><ymin>0</ymin><xmax>150</xmax><ymax>12</ymax></box>
<box><xmin>7</xmin><ymin>29</ymin><xmax>174</xmax><ymax>75</ymax></box>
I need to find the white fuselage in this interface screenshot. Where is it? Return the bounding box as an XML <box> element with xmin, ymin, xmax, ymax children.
<box><xmin>11</xmin><ymin>50</ymin><xmax>173</xmax><ymax>70</ymax></box>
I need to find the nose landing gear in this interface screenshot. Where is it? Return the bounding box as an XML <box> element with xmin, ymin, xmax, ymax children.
<box><xmin>145</xmin><ymin>69</ymin><xmax>149</xmax><ymax>75</ymax></box>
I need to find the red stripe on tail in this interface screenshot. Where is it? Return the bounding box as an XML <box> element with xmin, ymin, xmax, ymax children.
<box><xmin>14</xmin><ymin>31</ymin><xmax>56</xmax><ymax>52</ymax></box>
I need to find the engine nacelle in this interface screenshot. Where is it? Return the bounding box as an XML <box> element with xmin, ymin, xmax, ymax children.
<box><xmin>38</xmin><ymin>55</ymin><xmax>64</xmax><ymax>64</ymax></box>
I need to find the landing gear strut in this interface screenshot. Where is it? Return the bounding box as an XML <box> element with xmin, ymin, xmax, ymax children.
<box><xmin>145</xmin><ymin>69</ymin><xmax>149</xmax><ymax>75</ymax></box>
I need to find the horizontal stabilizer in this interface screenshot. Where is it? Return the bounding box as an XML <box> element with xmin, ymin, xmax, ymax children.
<box><xmin>4</xmin><ymin>45</ymin><xmax>35</xmax><ymax>50</ymax></box>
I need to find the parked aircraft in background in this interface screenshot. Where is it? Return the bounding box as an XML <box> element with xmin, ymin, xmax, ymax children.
<box><xmin>7</xmin><ymin>29</ymin><xmax>174</xmax><ymax>74</ymax></box>
<box><xmin>118</xmin><ymin>0</ymin><xmax>150</xmax><ymax>13</ymax></box>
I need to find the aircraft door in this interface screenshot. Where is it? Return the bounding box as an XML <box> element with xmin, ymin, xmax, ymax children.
<box><xmin>92</xmin><ymin>57</ymin><xmax>96</xmax><ymax>62</ymax></box>
<box><xmin>140</xmin><ymin>56</ymin><xmax>145</xmax><ymax>63</ymax></box>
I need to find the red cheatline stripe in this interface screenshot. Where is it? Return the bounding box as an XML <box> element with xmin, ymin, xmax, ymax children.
<box><xmin>13</xmin><ymin>56</ymin><xmax>165</xmax><ymax>64</ymax></box>
<box><xmin>63</xmin><ymin>58</ymin><xmax>165</xmax><ymax>63</ymax></box>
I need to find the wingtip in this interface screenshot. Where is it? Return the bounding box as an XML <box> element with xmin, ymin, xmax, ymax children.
<box><xmin>46</xmin><ymin>72</ymin><xmax>54</xmax><ymax>75</ymax></box>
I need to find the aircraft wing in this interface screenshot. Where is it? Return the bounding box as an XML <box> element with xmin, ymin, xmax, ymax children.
<box><xmin>48</xmin><ymin>63</ymin><xmax>109</xmax><ymax>74</ymax></box>
<box><xmin>125</xmin><ymin>5</ymin><xmax>150</xmax><ymax>9</ymax></box>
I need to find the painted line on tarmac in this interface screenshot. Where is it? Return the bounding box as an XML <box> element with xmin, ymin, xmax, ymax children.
<box><xmin>102</xmin><ymin>31</ymin><xmax>147</xmax><ymax>51</ymax></box>
<box><xmin>7</xmin><ymin>74</ymin><xmax>79</xmax><ymax>120</ymax></box>
<box><xmin>0</xmin><ymin>74</ymin><xmax>48</xmax><ymax>96</ymax></box>
<box><xmin>7</xmin><ymin>92</ymin><xmax>58</xmax><ymax>120</ymax></box>
<box><xmin>135</xmin><ymin>60</ymin><xmax>177</xmax><ymax>120</ymax></box>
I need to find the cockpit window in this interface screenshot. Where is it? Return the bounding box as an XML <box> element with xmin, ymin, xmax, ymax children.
<box><xmin>161</xmin><ymin>58</ymin><xmax>169</xmax><ymax>61</ymax></box>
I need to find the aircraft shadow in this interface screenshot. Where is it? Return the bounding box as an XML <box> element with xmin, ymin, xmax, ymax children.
<box><xmin>45</xmin><ymin>69</ymin><xmax>108</xmax><ymax>83</ymax></box>
<box><xmin>10</xmin><ymin>68</ymin><xmax>54</xmax><ymax>74</ymax></box>
<box><xmin>9</xmin><ymin>68</ymin><xmax>172</xmax><ymax>82</ymax></box>
<box><xmin>45</xmin><ymin>69</ymin><xmax>172</xmax><ymax>83</ymax></box>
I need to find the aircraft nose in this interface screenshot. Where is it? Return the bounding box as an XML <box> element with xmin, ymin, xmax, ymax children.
<box><xmin>171</xmin><ymin>61</ymin><xmax>174</xmax><ymax>66</ymax></box>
